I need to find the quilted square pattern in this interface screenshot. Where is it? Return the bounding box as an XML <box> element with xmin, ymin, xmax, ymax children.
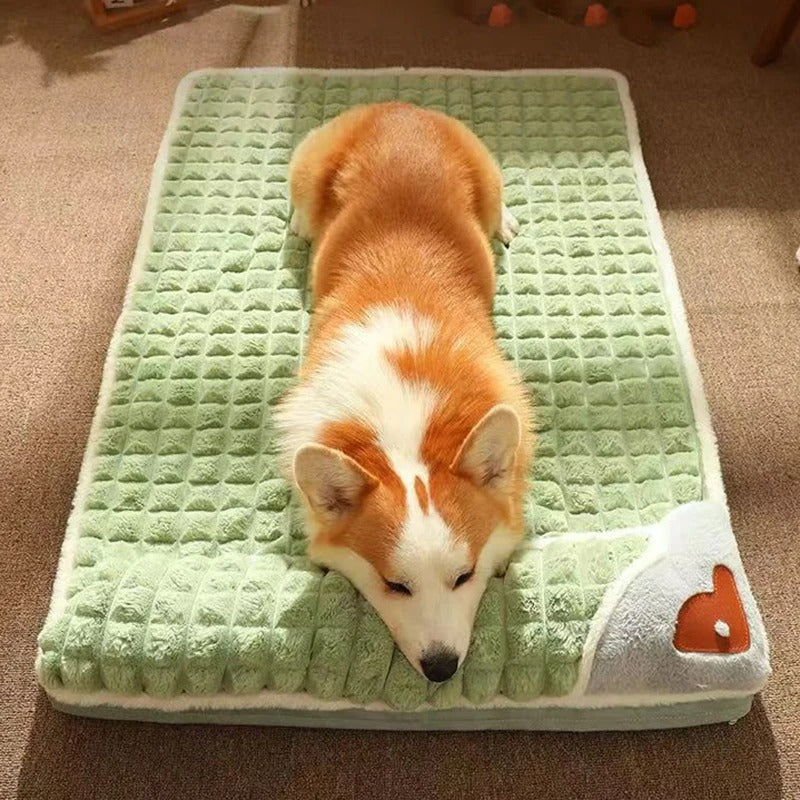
<box><xmin>37</xmin><ymin>71</ymin><xmax>700</xmax><ymax>711</ymax></box>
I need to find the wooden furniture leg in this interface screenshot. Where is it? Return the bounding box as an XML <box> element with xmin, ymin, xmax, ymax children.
<box><xmin>752</xmin><ymin>0</ymin><xmax>800</xmax><ymax>66</ymax></box>
<box><xmin>85</xmin><ymin>0</ymin><xmax>188</xmax><ymax>32</ymax></box>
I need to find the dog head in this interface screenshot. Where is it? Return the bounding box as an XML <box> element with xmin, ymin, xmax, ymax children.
<box><xmin>293</xmin><ymin>405</ymin><xmax>523</xmax><ymax>683</ymax></box>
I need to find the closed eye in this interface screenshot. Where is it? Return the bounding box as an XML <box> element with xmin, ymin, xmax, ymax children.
<box><xmin>453</xmin><ymin>569</ymin><xmax>474</xmax><ymax>589</ymax></box>
<box><xmin>384</xmin><ymin>579</ymin><xmax>412</xmax><ymax>596</ymax></box>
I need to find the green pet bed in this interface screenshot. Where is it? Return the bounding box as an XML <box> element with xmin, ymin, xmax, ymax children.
<box><xmin>36</xmin><ymin>68</ymin><xmax>769</xmax><ymax>730</ymax></box>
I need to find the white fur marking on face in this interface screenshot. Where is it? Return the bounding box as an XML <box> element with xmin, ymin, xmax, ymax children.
<box><xmin>275</xmin><ymin>305</ymin><xmax>440</xmax><ymax>471</ymax></box>
<box><xmin>315</xmin><ymin>519</ymin><xmax>520</xmax><ymax>679</ymax></box>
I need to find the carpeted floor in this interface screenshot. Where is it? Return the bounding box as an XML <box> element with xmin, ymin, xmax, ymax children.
<box><xmin>1</xmin><ymin>1</ymin><xmax>798</xmax><ymax>798</ymax></box>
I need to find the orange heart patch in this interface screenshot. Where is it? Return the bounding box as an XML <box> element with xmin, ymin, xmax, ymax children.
<box><xmin>673</xmin><ymin>565</ymin><xmax>750</xmax><ymax>654</ymax></box>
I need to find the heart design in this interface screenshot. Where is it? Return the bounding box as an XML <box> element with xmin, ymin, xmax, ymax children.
<box><xmin>673</xmin><ymin>565</ymin><xmax>750</xmax><ymax>654</ymax></box>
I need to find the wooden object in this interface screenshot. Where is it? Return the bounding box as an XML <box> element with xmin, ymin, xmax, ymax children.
<box><xmin>85</xmin><ymin>0</ymin><xmax>188</xmax><ymax>31</ymax></box>
<box><xmin>752</xmin><ymin>0</ymin><xmax>800</xmax><ymax>66</ymax></box>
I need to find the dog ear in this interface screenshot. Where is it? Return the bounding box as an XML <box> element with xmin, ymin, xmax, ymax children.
<box><xmin>451</xmin><ymin>405</ymin><xmax>521</xmax><ymax>492</ymax></box>
<box><xmin>293</xmin><ymin>444</ymin><xmax>378</xmax><ymax>517</ymax></box>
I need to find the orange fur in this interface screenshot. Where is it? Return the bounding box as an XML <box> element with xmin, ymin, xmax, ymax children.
<box><xmin>414</xmin><ymin>477</ymin><xmax>430</xmax><ymax>515</ymax></box>
<box><xmin>288</xmin><ymin>102</ymin><xmax>533</xmax><ymax>567</ymax></box>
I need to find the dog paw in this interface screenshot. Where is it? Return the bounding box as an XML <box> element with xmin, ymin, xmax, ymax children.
<box><xmin>290</xmin><ymin>209</ymin><xmax>302</xmax><ymax>235</ymax></box>
<box><xmin>494</xmin><ymin>558</ymin><xmax>511</xmax><ymax>578</ymax></box>
<box><xmin>290</xmin><ymin>209</ymin><xmax>313</xmax><ymax>240</ymax></box>
<box><xmin>497</xmin><ymin>204</ymin><xmax>520</xmax><ymax>246</ymax></box>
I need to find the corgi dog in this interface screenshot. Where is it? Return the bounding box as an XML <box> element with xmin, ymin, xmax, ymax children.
<box><xmin>275</xmin><ymin>102</ymin><xmax>532</xmax><ymax>683</ymax></box>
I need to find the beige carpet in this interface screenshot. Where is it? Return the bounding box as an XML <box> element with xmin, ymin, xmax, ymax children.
<box><xmin>1</xmin><ymin>1</ymin><xmax>799</xmax><ymax>797</ymax></box>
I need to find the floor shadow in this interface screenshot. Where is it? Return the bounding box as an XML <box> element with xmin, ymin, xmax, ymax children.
<box><xmin>0</xmin><ymin>0</ymin><xmax>283</xmax><ymax>85</ymax></box>
<box><xmin>17</xmin><ymin>691</ymin><xmax>782</xmax><ymax>800</ymax></box>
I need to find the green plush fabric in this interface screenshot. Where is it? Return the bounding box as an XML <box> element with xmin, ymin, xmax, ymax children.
<box><xmin>37</xmin><ymin>71</ymin><xmax>700</xmax><ymax>710</ymax></box>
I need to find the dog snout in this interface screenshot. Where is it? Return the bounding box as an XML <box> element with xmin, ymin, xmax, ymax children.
<box><xmin>420</xmin><ymin>643</ymin><xmax>459</xmax><ymax>683</ymax></box>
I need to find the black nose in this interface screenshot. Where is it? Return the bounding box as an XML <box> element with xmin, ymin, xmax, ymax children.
<box><xmin>420</xmin><ymin>645</ymin><xmax>459</xmax><ymax>683</ymax></box>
